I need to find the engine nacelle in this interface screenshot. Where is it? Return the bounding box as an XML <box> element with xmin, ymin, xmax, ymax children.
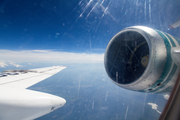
<box><xmin>104</xmin><ymin>26</ymin><xmax>180</xmax><ymax>93</ymax></box>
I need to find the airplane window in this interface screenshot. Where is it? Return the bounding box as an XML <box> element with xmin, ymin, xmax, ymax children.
<box><xmin>0</xmin><ymin>0</ymin><xmax>180</xmax><ymax>120</ymax></box>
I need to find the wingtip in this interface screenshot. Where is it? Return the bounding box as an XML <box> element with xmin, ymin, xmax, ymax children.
<box><xmin>53</xmin><ymin>65</ymin><xmax>67</xmax><ymax>68</ymax></box>
<box><xmin>169</xmin><ymin>25</ymin><xmax>174</xmax><ymax>29</ymax></box>
<box><xmin>61</xmin><ymin>66</ymin><xmax>67</xmax><ymax>68</ymax></box>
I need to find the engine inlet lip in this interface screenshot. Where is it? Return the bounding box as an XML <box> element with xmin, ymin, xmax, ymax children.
<box><xmin>104</xmin><ymin>27</ymin><xmax>152</xmax><ymax>87</ymax></box>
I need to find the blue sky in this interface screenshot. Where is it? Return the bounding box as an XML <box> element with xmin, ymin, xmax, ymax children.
<box><xmin>0</xmin><ymin>0</ymin><xmax>180</xmax><ymax>53</ymax></box>
<box><xmin>0</xmin><ymin>0</ymin><xmax>180</xmax><ymax>65</ymax></box>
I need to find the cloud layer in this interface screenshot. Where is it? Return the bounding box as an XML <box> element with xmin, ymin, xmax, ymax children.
<box><xmin>147</xmin><ymin>103</ymin><xmax>162</xmax><ymax>114</ymax></box>
<box><xmin>0</xmin><ymin>61</ymin><xmax>23</xmax><ymax>68</ymax></box>
<box><xmin>0</xmin><ymin>61</ymin><xmax>8</xmax><ymax>68</ymax></box>
<box><xmin>0</xmin><ymin>50</ymin><xmax>104</xmax><ymax>64</ymax></box>
<box><xmin>164</xmin><ymin>94</ymin><xmax>170</xmax><ymax>100</ymax></box>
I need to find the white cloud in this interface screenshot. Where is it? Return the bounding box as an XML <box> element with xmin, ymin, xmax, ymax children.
<box><xmin>0</xmin><ymin>61</ymin><xmax>8</xmax><ymax>67</ymax></box>
<box><xmin>0</xmin><ymin>50</ymin><xmax>104</xmax><ymax>64</ymax></box>
<box><xmin>8</xmin><ymin>61</ymin><xmax>23</xmax><ymax>68</ymax></box>
<box><xmin>0</xmin><ymin>60</ymin><xmax>23</xmax><ymax>68</ymax></box>
<box><xmin>164</xmin><ymin>94</ymin><xmax>170</xmax><ymax>100</ymax></box>
<box><xmin>147</xmin><ymin>103</ymin><xmax>162</xmax><ymax>114</ymax></box>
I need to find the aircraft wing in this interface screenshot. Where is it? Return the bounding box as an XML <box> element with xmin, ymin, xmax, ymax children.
<box><xmin>0</xmin><ymin>66</ymin><xmax>67</xmax><ymax>120</ymax></box>
<box><xmin>0</xmin><ymin>66</ymin><xmax>66</xmax><ymax>89</ymax></box>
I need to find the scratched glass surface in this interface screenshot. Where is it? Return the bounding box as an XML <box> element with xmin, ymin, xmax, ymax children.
<box><xmin>0</xmin><ymin>0</ymin><xmax>180</xmax><ymax>120</ymax></box>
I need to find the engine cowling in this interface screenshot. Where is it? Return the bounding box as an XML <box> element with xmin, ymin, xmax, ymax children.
<box><xmin>104</xmin><ymin>26</ymin><xmax>180</xmax><ymax>93</ymax></box>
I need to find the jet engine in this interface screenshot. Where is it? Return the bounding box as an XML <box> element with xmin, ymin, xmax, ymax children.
<box><xmin>104</xmin><ymin>26</ymin><xmax>180</xmax><ymax>93</ymax></box>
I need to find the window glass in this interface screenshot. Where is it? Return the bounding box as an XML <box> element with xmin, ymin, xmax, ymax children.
<box><xmin>0</xmin><ymin>0</ymin><xmax>180</xmax><ymax>120</ymax></box>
